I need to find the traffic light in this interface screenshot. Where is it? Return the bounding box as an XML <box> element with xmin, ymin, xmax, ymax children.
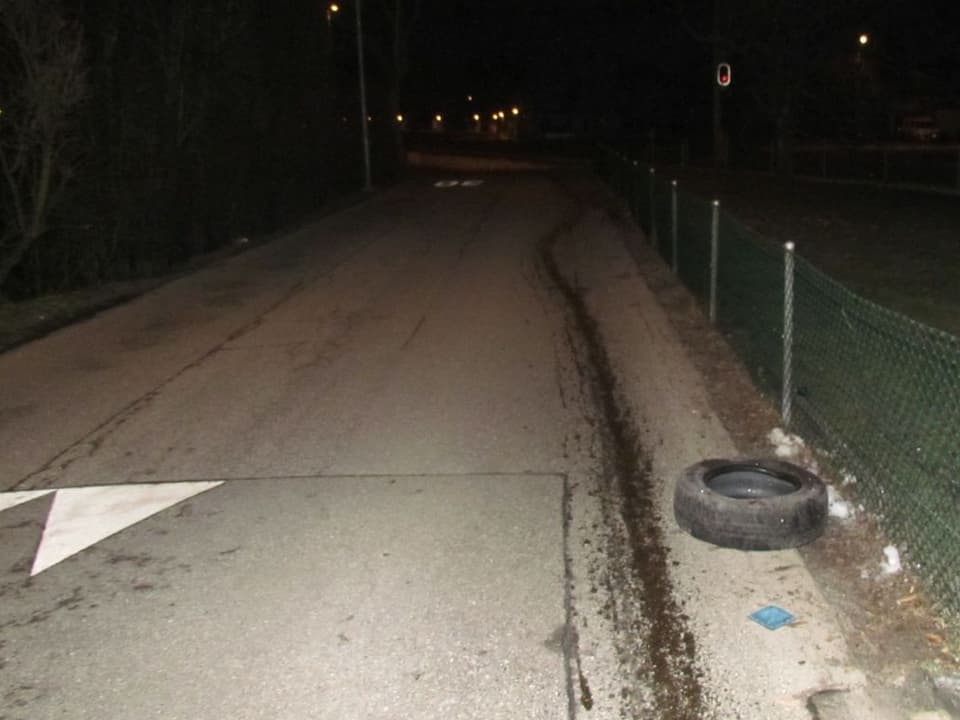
<box><xmin>717</xmin><ymin>63</ymin><xmax>732</xmax><ymax>87</ymax></box>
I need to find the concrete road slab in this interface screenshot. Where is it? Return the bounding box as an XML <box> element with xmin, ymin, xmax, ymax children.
<box><xmin>0</xmin><ymin>475</ymin><xmax>568</xmax><ymax>720</ymax></box>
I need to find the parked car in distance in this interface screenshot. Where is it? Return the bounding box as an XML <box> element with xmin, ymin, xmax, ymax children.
<box><xmin>898</xmin><ymin>115</ymin><xmax>941</xmax><ymax>142</ymax></box>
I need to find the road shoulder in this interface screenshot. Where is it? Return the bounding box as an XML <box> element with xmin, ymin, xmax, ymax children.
<box><xmin>550</xmin><ymin>176</ymin><xmax>905</xmax><ymax>719</ymax></box>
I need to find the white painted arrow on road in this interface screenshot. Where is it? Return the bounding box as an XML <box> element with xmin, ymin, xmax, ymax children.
<box><xmin>0</xmin><ymin>489</ymin><xmax>55</xmax><ymax>513</ymax></box>
<box><xmin>0</xmin><ymin>482</ymin><xmax>223</xmax><ymax>576</ymax></box>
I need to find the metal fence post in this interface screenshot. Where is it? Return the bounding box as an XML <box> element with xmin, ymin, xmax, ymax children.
<box><xmin>709</xmin><ymin>199</ymin><xmax>719</xmax><ymax>324</ymax></box>
<box><xmin>649</xmin><ymin>167</ymin><xmax>659</xmax><ymax>249</ymax></box>
<box><xmin>782</xmin><ymin>241</ymin><xmax>796</xmax><ymax>427</ymax></box>
<box><xmin>670</xmin><ymin>180</ymin><xmax>679</xmax><ymax>273</ymax></box>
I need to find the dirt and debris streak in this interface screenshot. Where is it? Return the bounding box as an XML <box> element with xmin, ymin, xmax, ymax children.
<box><xmin>539</xmin><ymin>200</ymin><xmax>706</xmax><ymax>719</ymax></box>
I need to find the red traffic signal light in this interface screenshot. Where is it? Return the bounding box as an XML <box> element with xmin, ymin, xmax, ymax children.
<box><xmin>717</xmin><ymin>62</ymin><xmax>732</xmax><ymax>87</ymax></box>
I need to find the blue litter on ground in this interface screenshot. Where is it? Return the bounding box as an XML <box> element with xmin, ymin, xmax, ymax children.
<box><xmin>749</xmin><ymin>605</ymin><xmax>795</xmax><ymax>630</ymax></box>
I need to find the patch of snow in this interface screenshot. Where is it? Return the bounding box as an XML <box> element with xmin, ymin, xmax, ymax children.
<box><xmin>767</xmin><ymin>427</ymin><xmax>805</xmax><ymax>458</ymax></box>
<box><xmin>827</xmin><ymin>485</ymin><xmax>855</xmax><ymax>519</ymax></box>
<box><xmin>842</xmin><ymin>472</ymin><xmax>858</xmax><ymax>486</ymax></box>
<box><xmin>881</xmin><ymin>545</ymin><xmax>902</xmax><ymax>575</ymax></box>
<box><xmin>767</xmin><ymin>427</ymin><xmax>820</xmax><ymax>474</ymax></box>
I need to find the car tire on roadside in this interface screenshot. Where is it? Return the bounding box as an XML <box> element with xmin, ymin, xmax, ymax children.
<box><xmin>673</xmin><ymin>458</ymin><xmax>828</xmax><ymax>551</ymax></box>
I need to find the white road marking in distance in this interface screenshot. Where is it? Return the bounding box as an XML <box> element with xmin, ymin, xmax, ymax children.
<box><xmin>0</xmin><ymin>489</ymin><xmax>55</xmax><ymax>514</ymax></box>
<box><xmin>460</xmin><ymin>179</ymin><xmax>484</xmax><ymax>187</ymax></box>
<box><xmin>433</xmin><ymin>180</ymin><xmax>460</xmax><ymax>188</ymax></box>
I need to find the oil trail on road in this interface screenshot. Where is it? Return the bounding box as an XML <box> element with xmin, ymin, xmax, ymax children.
<box><xmin>539</xmin><ymin>199</ymin><xmax>707</xmax><ymax>720</ymax></box>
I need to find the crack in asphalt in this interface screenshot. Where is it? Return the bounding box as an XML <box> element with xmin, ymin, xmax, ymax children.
<box><xmin>539</xmin><ymin>191</ymin><xmax>706</xmax><ymax>719</ymax></box>
<box><xmin>10</xmin><ymin>229</ymin><xmax>384</xmax><ymax>491</ymax></box>
<box><xmin>399</xmin><ymin>314</ymin><xmax>427</xmax><ymax>351</ymax></box>
<box><xmin>10</xmin><ymin>195</ymin><xmax>447</xmax><ymax>492</ymax></box>
<box><xmin>562</xmin><ymin>475</ymin><xmax>583</xmax><ymax>719</ymax></box>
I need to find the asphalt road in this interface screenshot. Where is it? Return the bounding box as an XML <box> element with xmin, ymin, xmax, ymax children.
<box><xmin>1</xmin><ymin>169</ymin><xmax>878</xmax><ymax>719</ymax></box>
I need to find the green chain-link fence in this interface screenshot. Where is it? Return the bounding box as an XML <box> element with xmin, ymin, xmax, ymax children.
<box><xmin>598</xmin><ymin>147</ymin><xmax>960</xmax><ymax>612</ymax></box>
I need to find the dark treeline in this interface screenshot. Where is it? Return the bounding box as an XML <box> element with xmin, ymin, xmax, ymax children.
<box><xmin>0</xmin><ymin>0</ymin><xmax>411</xmax><ymax>301</ymax></box>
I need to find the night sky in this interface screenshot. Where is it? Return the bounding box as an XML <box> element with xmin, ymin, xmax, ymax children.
<box><xmin>406</xmin><ymin>1</ymin><xmax>699</xmax><ymax>124</ymax></box>
<box><xmin>2</xmin><ymin>1</ymin><xmax>960</xmax><ymax>297</ymax></box>
<box><xmin>404</xmin><ymin>0</ymin><xmax>960</xmax><ymax>138</ymax></box>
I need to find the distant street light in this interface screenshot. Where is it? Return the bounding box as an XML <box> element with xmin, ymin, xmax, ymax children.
<box><xmin>858</xmin><ymin>33</ymin><xmax>869</xmax><ymax>46</ymax></box>
<box><xmin>511</xmin><ymin>107</ymin><xmax>520</xmax><ymax>116</ymax></box>
<box><xmin>435</xmin><ymin>114</ymin><xmax>443</xmax><ymax>123</ymax></box>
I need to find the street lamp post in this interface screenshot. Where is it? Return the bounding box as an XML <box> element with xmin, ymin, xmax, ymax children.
<box><xmin>354</xmin><ymin>0</ymin><xmax>372</xmax><ymax>191</ymax></box>
<box><xmin>328</xmin><ymin>2</ymin><xmax>371</xmax><ymax>191</ymax></box>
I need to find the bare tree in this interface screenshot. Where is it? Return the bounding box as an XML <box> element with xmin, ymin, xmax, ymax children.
<box><xmin>0</xmin><ymin>0</ymin><xmax>87</xmax><ymax>293</ymax></box>
<box><xmin>142</xmin><ymin>0</ymin><xmax>251</xmax><ymax>154</ymax></box>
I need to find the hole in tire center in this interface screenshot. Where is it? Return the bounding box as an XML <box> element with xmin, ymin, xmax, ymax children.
<box><xmin>706</xmin><ymin>465</ymin><xmax>801</xmax><ymax>499</ymax></box>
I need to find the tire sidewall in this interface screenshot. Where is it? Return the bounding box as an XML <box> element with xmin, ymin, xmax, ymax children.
<box><xmin>673</xmin><ymin>458</ymin><xmax>828</xmax><ymax>551</ymax></box>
